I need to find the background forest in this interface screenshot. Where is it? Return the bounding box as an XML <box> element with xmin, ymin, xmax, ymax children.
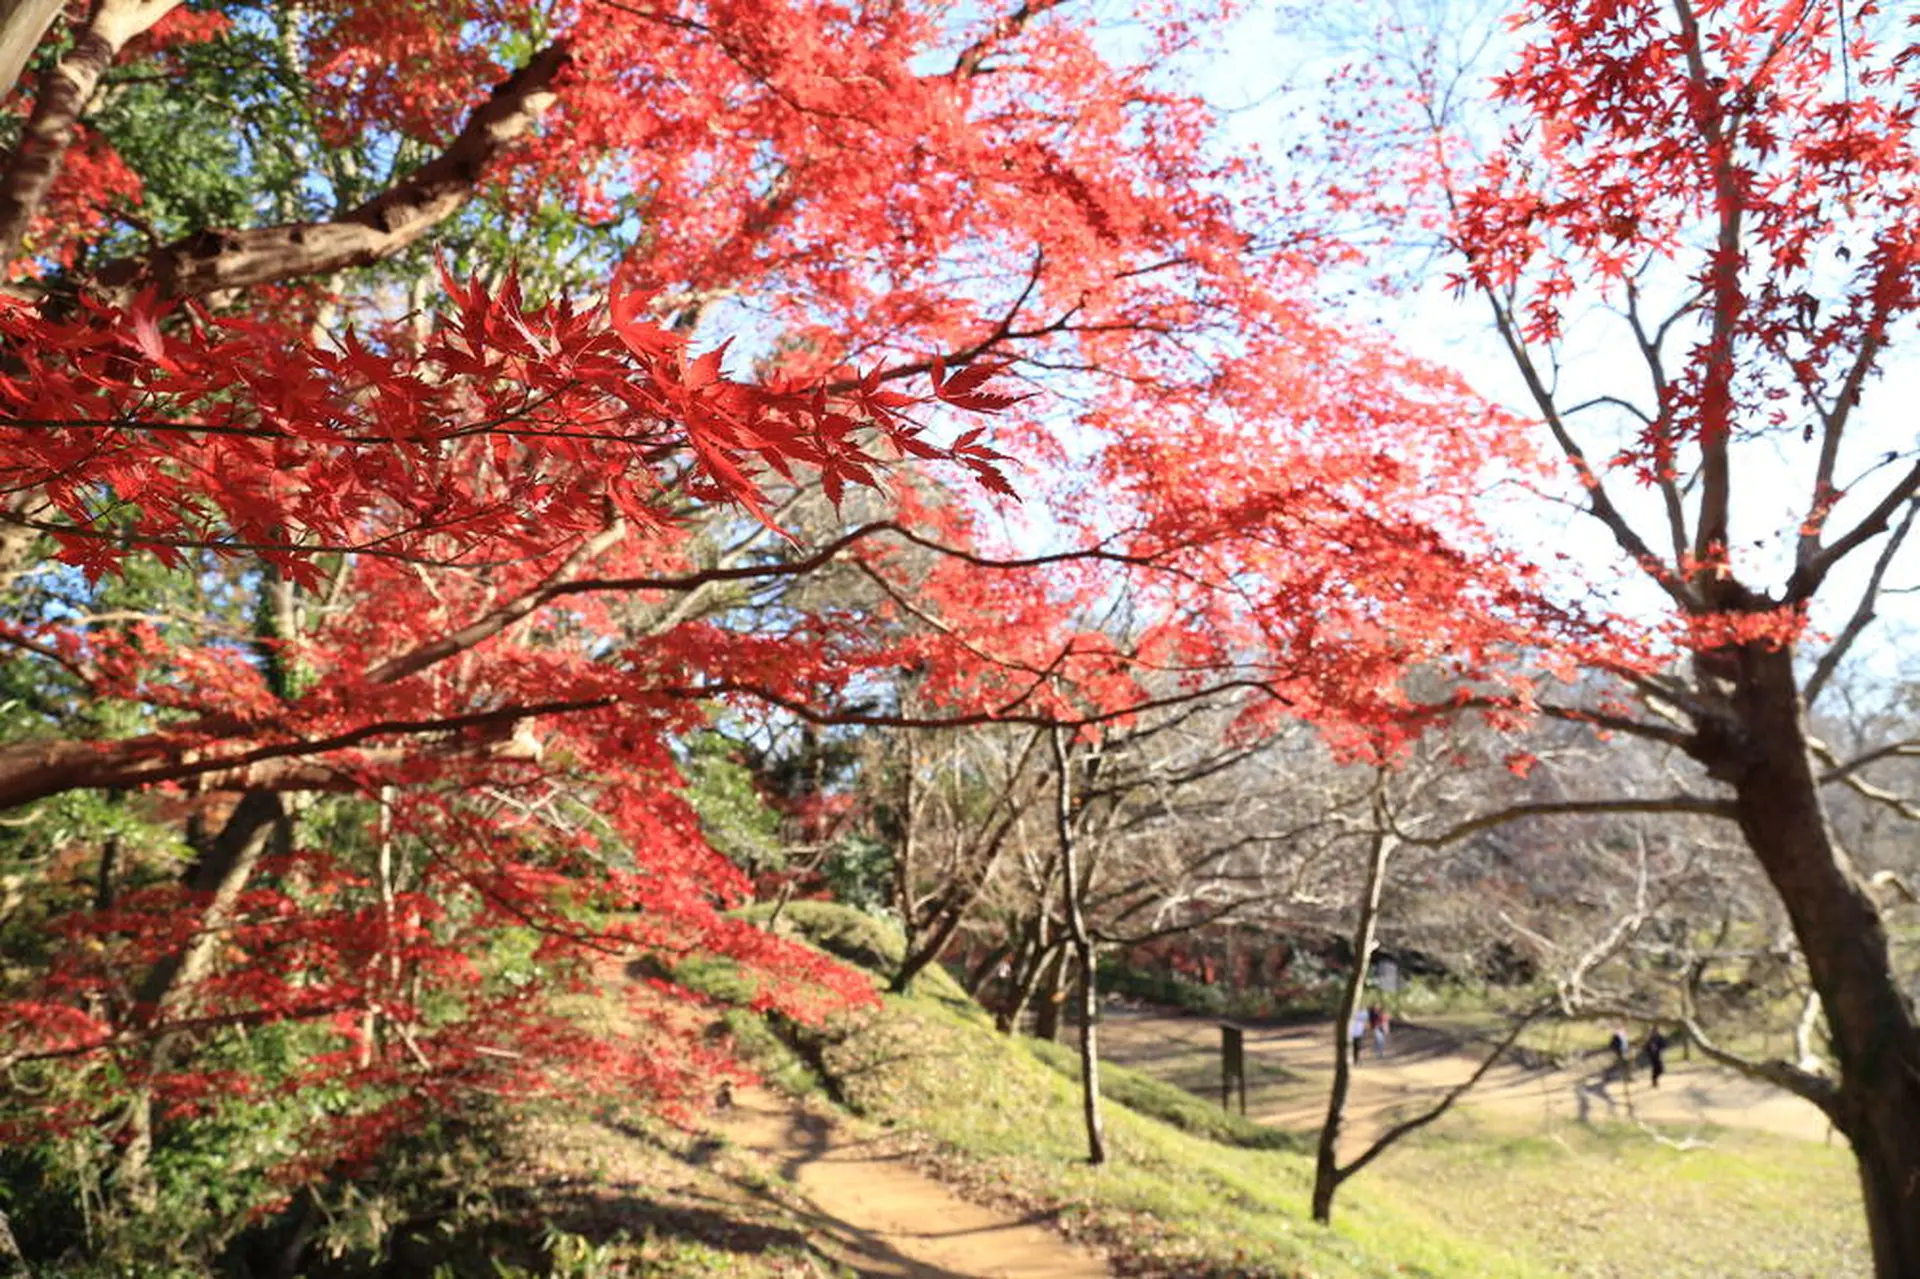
<box><xmin>0</xmin><ymin>0</ymin><xmax>1916</xmax><ymax>1275</ymax></box>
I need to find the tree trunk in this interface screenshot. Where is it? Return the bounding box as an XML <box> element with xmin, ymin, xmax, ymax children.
<box><xmin>1723</xmin><ymin>646</ymin><xmax>1920</xmax><ymax>1275</ymax></box>
<box><xmin>113</xmin><ymin>792</ymin><xmax>285</xmax><ymax>1207</ymax></box>
<box><xmin>1074</xmin><ymin>934</ymin><xmax>1106</xmax><ymax>1166</ymax></box>
<box><xmin>892</xmin><ymin>733</ymin><xmax>917</xmax><ymax>948</ymax></box>
<box><xmin>1312</xmin><ymin>816</ymin><xmax>1392</xmax><ymax>1225</ymax></box>
<box><xmin>1052</xmin><ymin>728</ymin><xmax>1105</xmax><ymax>1165</ymax></box>
<box><xmin>995</xmin><ymin>918</ymin><xmax>1049</xmax><ymax>1033</ymax></box>
<box><xmin>892</xmin><ymin>888</ymin><xmax>974</xmax><ymax>994</ymax></box>
<box><xmin>891</xmin><ymin>818</ymin><xmax>1029</xmax><ymax>994</ymax></box>
<box><xmin>1031</xmin><ymin>944</ymin><xmax>1071</xmax><ymax>1042</ymax></box>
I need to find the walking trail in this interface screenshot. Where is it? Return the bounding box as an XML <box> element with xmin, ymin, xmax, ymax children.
<box><xmin>711</xmin><ymin>1086</ymin><xmax>1110</xmax><ymax>1279</ymax></box>
<box><xmin>1099</xmin><ymin>1008</ymin><xmax>1836</xmax><ymax>1156</ymax></box>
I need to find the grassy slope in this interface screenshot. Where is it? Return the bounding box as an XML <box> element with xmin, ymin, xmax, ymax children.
<box><xmin>732</xmin><ymin>902</ymin><xmax>1867</xmax><ymax>1279</ymax></box>
<box><xmin>1373</xmin><ymin>1119</ymin><xmax>1866</xmax><ymax>1279</ymax></box>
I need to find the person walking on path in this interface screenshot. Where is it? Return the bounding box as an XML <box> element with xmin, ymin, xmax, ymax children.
<box><xmin>1349</xmin><ymin>1007</ymin><xmax>1368</xmax><ymax>1064</ymax></box>
<box><xmin>1644</xmin><ymin>1028</ymin><xmax>1668</xmax><ymax>1088</ymax></box>
<box><xmin>1608</xmin><ymin>1027</ymin><xmax>1631</xmax><ymax>1083</ymax></box>
<box><xmin>1367</xmin><ymin>1003</ymin><xmax>1391</xmax><ymax>1057</ymax></box>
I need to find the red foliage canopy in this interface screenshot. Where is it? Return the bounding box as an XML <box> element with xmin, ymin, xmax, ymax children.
<box><xmin>0</xmin><ymin>0</ymin><xmax>1562</xmax><ymax>1200</ymax></box>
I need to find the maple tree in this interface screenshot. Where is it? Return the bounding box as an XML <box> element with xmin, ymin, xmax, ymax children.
<box><xmin>0</xmin><ymin>0</ymin><xmax>1562</xmax><ymax>1258</ymax></box>
<box><xmin>1327</xmin><ymin>0</ymin><xmax>1920</xmax><ymax>1269</ymax></box>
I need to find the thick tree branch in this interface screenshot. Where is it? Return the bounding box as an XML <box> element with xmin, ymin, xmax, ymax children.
<box><xmin>91</xmin><ymin>44</ymin><xmax>569</xmax><ymax>300</ymax></box>
<box><xmin>948</xmin><ymin>0</ymin><xmax>1065</xmax><ymax>78</ymax></box>
<box><xmin>0</xmin><ymin>0</ymin><xmax>182</xmax><ymax>271</ymax></box>
<box><xmin>1670</xmin><ymin>0</ymin><xmax>1747</xmax><ymax>584</ymax></box>
<box><xmin>1395</xmin><ymin>795</ymin><xmax>1735</xmax><ymax>848</ymax></box>
<box><xmin>1537</xmin><ymin>700</ymin><xmax>1694</xmax><ymax>750</ymax></box>
<box><xmin>1787</xmin><ymin>462</ymin><xmax>1920</xmax><ymax>604</ymax></box>
<box><xmin>0</xmin><ymin>696</ymin><xmax>603</xmax><ymax>810</ymax></box>
<box><xmin>1680</xmin><ymin>1013</ymin><xmax>1841</xmax><ymax>1120</ymax></box>
<box><xmin>0</xmin><ymin>0</ymin><xmax>65</xmax><ymax>105</ymax></box>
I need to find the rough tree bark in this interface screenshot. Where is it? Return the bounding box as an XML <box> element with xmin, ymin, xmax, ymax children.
<box><xmin>1714</xmin><ymin>645</ymin><xmax>1920</xmax><ymax>1275</ymax></box>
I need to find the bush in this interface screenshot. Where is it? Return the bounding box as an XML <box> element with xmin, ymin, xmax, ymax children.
<box><xmin>1095</xmin><ymin>957</ymin><xmax>1332</xmax><ymax>1022</ymax></box>
<box><xmin>740</xmin><ymin>899</ymin><xmax>905</xmax><ymax>975</ymax></box>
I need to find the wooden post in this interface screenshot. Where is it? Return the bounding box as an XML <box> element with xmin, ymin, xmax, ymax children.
<box><xmin>1221</xmin><ymin>1023</ymin><xmax>1246</xmax><ymax>1114</ymax></box>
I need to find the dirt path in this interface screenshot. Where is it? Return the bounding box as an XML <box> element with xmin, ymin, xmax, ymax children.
<box><xmin>1100</xmin><ymin>1009</ymin><xmax>1837</xmax><ymax>1154</ymax></box>
<box><xmin>712</xmin><ymin>1087</ymin><xmax>1109</xmax><ymax>1279</ymax></box>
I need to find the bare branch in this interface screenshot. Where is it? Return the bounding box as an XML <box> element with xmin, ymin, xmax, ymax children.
<box><xmin>1481</xmin><ymin>289</ymin><xmax>1694</xmax><ymax>610</ymax></box>
<box><xmin>947</xmin><ymin>0</ymin><xmax>1065</xmax><ymax>78</ymax></box>
<box><xmin>1804</xmin><ymin>498</ymin><xmax>1917</xmax><ymax>705</ymax></box>
<box><xmin>364</xmin><ymin>517</ymin><xmax>627</xmax><ymax>685</ymax></box>
<box><xmin>1680</xmin><ymin>1012</ymin><xmax>1841</xmax><ymax>1120</ymax></box>
<box><xmin>1622</xmin><ymin>273</ymin><xmax>1692</xmax><ymax>566</ymax></box>
<box><xmin>1395</xmin><ymin>795</ymin><xmax>1734</xmax><ymax>848</ymax></box>
<box><xmin>1336</xmin><ymin>1000</ymin><xmax>1553</xmax><ymax>1186</ymax></box>
<box><xmin>1787</xmin><ymin>461</ymin><xmax>1920</xmax><ymax>604</ymax></box>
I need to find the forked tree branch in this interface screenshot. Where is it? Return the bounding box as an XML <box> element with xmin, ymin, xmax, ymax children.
<box><xmin>1787</xmin><ymin>460</ymin><xmax>1920</xmax><ymax>603</ymax></box>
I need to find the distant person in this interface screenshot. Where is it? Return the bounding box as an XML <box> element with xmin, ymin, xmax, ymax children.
<box><xmin>1349</xmin><ymin>1006</ymin><xmax>1368</xmax><ymax>1064</ymax></box>
<box><xmin>1644</xmin><ymin>1028</ymin><xmax>1668</xmax><ymax>1088</ymax></box>
<box><xmin>1609</xmin><ymin>1027</ymin><xmax>1631</xmax><ymax>1082</ymax></box>
<box><xmin>1368</xmin><ymin>1002</ymin><xmax>1391</xmax><ymax>1056</ymax></box>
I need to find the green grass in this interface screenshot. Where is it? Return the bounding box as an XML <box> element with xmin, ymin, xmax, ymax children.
<box><xmin>737</xmin><ymin>902</ymin><xmax>1868</xmax><ymax>1279</ymax></box>
<box><xmin>1373</xmin><ymin>1118</ymin><xmax>1868</xmax><ymax>1278</ymax></box>
<box><xmin>1024</xmin><ymin>1035</ymin><xmax>1304</xmax><ymax>1153</ymax></box>
<box><xmin>792</xmin><ymin>962</ymin><xmax>1530</xmax><ymax>1277</ymax></box>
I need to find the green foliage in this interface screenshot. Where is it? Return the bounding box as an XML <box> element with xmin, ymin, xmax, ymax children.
<box><xmin>88</xmin><ymin>13</ymin><xmax>313</xmax><ymax>255</ymax></box>
<box><xmin>816</xmin><ymin>833</ymin><xmax>894</xmax><ymax>914</ymax></box>
<box><xmin>1096</xmin><ymin>957</ymin><xmax>1327</xmax><ymax>1022</ymax></box>
<box><xmin>680</xmin><ymin>733</ymin><xmax>784</xmax><ymax>875</ymax></box>
<box><xmin>740</xmin><ymin>900</ymin><xmax>906</xmax><ymax>976</ymax></box>
<box><xmin>0</xmin><ymin>1020</ymin><xmax>384</xmax><ymax>1274</ymax></box>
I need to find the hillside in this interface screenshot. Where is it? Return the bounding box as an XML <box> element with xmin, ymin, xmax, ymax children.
<box><xmin>220</xmin><ymin>901</ymin><xmax>1865</xmax><ymax>1277</ymax></box>
<box><xmin>670</xmin><ymin>904</ymin><xmax>1867</xmax><ymax>1278</ymax></box>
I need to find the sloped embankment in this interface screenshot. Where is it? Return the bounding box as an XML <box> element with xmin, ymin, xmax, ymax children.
<box><xmin>693</xmin><ymin>902</ymin><xmax>1534</xmax><ymax>1279</ymax></box>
